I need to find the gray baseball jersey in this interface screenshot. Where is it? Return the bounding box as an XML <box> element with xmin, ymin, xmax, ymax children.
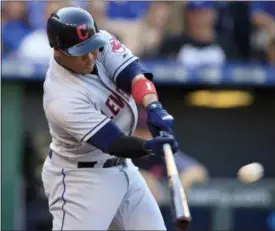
<box><xmin>42</xmin><ymin>30</ymin><xmax>166</xmax><ymax>230</ymax></box>
<box><xmin>43</xmin><ymin>30</ymin><xmax>138</xmax><ymax>162</ymax></box>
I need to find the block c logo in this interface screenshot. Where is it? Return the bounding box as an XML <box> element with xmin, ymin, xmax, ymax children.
<box><xmin>76</xmin><ymin>24</ymin><xmax>89</xmax><ymax>41</ymax></box>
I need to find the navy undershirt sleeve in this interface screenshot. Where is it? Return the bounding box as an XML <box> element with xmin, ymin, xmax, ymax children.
<box><xmin>87</xmin><ymin>120</ymin><xmax>149</xmax><ymax>157</ymax></box>
<box><xmin>87</xmin><ymin>121</ymin><xmax>123</xmax><ymax>153</ymax></box>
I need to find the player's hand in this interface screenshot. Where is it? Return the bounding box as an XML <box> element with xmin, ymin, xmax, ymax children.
<box><xmin>144</xmin><ymin>133</ymin><xmax>178</xmax><ymax>156</ymax></box>
<box><xmin>146</xmin><ymin>101</ymin><xmax>174</xmax><ymax>137</ymax></box>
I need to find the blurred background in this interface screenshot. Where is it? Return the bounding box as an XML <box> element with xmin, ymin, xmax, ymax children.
<box><xmin>1</xmin><ymin>1</ymin><xmax>275</xmax><ymax>231</ymax></box>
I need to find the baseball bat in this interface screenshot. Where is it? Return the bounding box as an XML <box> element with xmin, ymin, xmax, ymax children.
<box><xmin>163</xmin><ymin>143</ymin><xmax>192</xmax><ymax>231</ymax></box>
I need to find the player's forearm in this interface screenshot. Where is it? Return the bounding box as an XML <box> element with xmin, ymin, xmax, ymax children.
<box><xmin>107</xmin><ymin>135</ymin><xmax>149</xmax><ymax>158</ymax></box>
<box><xmin>141</xmin><ymin>94</ymin><xmax>158</xmax><ymax>107</ymax></box>
<box><xmin>131</xmin><ymin>74</ymin><xmax>159</xmax><ymax>107</ymax></box>
<box><xmin>131</xmin><ymin>74</ymin><xmax>175</xmax><ymax>137</ymax></box>
<box><xmin>87</xmin><ymin>120</ymin><xmax>149</xmax><ymax>158</ymax></box>
<box><xmin>86</xmin><ymin>120</ymin><xmax>177</xmax><ymax>158</ymax></box>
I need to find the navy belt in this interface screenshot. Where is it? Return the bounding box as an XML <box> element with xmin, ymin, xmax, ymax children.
<box><xmin>48</xmin><ymin>150</ymin><xmax>126</xmax><ymax>168</ymax></box>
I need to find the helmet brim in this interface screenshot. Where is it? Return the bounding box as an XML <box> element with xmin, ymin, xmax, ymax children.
<box><xmin>64</xmin><ymin>33</ymin><xmax>108</xmax><ymax>56</ymax></box>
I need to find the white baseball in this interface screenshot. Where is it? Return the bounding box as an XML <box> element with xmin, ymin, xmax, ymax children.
<box><xmin>237</xmin><ymin>162</ymin><xmax>264</xmax><ymax>184</ymax></box>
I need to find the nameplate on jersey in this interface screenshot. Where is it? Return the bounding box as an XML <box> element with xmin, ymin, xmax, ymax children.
<box><xmin>103</xmin><ymin>92</ymin><xmax>125</xmax><ymax>119</ymax></box>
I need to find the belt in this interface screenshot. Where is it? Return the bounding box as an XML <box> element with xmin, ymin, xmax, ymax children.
<box><xmin>48</xmin><ymin>150</ymin><xmax>126</xmax><ymax>168</ymax></box>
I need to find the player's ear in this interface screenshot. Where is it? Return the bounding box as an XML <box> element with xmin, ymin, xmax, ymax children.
<box><xmin>53</xmin><ymin>49</ymin><xmax>65</xmax><ymax>62</ymax></box>
<box><xmin>54</xmin><ymin>48</ymin><xmax>62</xmax><ymax>56</ymax></box>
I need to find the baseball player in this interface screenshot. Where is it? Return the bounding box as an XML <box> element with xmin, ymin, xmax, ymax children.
<box><xmin>42</xmin><ymin>6</ymin><xmax>178</xmax><ymax>230</ymax></box>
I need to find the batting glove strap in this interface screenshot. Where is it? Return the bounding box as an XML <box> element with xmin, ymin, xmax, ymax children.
<box><xmin>146</xmin><ymin>101</ymin><xmax>163</xmax><ymax>111</ymax></box>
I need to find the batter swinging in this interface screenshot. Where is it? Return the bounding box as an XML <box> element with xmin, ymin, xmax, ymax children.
<box><xmin>42</xmin><ymin>6</ymin><xmax>178</xmax><ymax>230</ymax></box>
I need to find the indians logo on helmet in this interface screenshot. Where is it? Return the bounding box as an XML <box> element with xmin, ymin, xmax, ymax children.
<box><xmin>76</xmin><ymin>24</ymin><xmax>89</xmax><ymax>41</ymax></box>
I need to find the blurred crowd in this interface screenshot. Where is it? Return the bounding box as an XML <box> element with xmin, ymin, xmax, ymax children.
<box><xmin>2</xmin><ymin>0</ymin><xmax>275</xmax><ymax>66</ymax></box>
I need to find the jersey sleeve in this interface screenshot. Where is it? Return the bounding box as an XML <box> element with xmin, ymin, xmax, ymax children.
<box><xmin>46</xmin><ymin>98</ymin><xmax>110</xmax><ymax>142</ymax></box>
<box><xmin>99</xmin><ymin>30</ymin><xmax>139</xmax><ymax>83</ymax></box>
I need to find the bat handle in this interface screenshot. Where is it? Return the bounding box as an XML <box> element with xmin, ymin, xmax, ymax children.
<box><xmin>163</xmin><ymin>143</ymin><xmax>179</xmax><ymax>175</ymax></box>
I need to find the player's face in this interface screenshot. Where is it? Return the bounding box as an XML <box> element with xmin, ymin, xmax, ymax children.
<box><xmin>57</xmin><ymin>49</ymin><xmax>100</xmax><ymax>74</ymax></box>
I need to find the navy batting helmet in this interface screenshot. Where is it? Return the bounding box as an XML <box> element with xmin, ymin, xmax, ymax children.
<box><xmin>47</xmin><ymin>6</ymin><xmax>108</xmax><ymax>56</ymax></box>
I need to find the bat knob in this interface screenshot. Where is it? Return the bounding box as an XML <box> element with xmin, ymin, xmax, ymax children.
<box><xmin>175</xmin><ymin>217</ymin><xmax>191</xmax><ymax>231</ymax></box>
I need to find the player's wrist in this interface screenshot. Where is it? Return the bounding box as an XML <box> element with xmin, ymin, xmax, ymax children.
<box><xmin>142</xmin><ymin>94</ymin><xmax>159</xmax><ymax>108</ymax></box>
<box><xmin>144</xmin><ymin>135</ymin><xmax>178</xmax><ymax>157</ymax></box>
<box><xmin>146</xmin><ymin>101</ymin><xmax>163</xmax><ymax>111</ymax></box>
<box><xmin>143</xmin><ymin>140</ymin><xmax>153</xmax><ymax>154</ymax></box>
